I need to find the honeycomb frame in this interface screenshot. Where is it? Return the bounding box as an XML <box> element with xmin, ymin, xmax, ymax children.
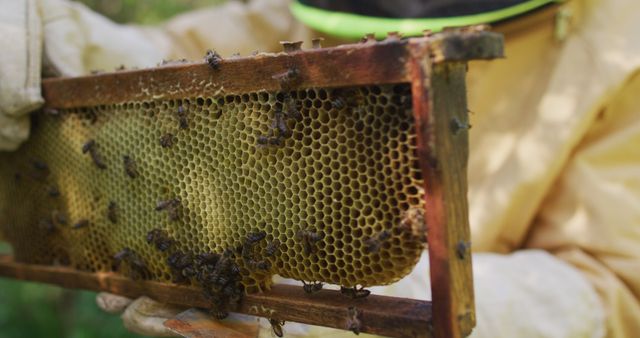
<box><xmin>0</xmin><ymin>29</ymin><xmax>504</xmax><ymax>338</ymax></box>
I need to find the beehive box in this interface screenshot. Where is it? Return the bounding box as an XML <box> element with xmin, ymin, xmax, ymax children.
<box><xmin>0</xmin><ymin>29</ymin><xmax>502</xmax><ymax>338</ymax></box>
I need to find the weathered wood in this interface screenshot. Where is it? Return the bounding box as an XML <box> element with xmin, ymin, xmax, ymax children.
<box><xmin>41</xmin><ymin>41</ymin><xmax>412</xmax><ymax>109</ymax></box>
<box><xmin>429</xmin><ymin>29</ymin><xmax>504</xmax><ymax>63</ymax></box>
<box><xmin>41</xmin><ymin>31</ymin><xmax>503</xmax><ymax>109</ymax></box>
<box><xmin>0</xmin><ymin>255</ymin><xmax>431</xmax><ymax>337</ymax></box>
<box><xmin>409</xmin><ymin>37</ymin><xmax>476</xmax><ymax>338</ymax></box>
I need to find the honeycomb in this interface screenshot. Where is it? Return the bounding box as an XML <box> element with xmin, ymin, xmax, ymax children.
<box><xmin>0</xmin><ymin>84</ymin><xmax>427</xmax><ymax>293</ymax></box>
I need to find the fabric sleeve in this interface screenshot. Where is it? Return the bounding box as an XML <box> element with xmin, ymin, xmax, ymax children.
<box><xmin>526</xmin><ymin>70</ymin><xmax>640</xmax><ymax>337</ymax></box>
<box><xmin>156</xmin><ymin>0</ymin><xmax>307</xmax><ymax>60</ymax></box>
<box><xmin>256</xmin><ymin>251</ymin><xmax>604</xmax><ymax>338</ymax></box>
<box><xmin>0</xmin><ymin>0</ymin><xmax>43</xmax><ymax>151</ymax></box>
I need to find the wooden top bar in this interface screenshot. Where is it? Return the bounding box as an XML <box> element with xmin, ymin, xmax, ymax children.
<box><xmin>41</xmin><ymin>31</ymin><xmax>503</xmax><ymax>109</ymax></box>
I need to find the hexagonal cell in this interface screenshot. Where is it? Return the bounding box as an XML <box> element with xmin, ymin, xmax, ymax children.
<box><xmin>0</xmin><ymin>84</ymin><xmax>427</xmax><ymax>293</ymax></box>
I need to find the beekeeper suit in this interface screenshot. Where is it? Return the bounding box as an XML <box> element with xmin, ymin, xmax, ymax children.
<box><xmin>1</xmin><ymin>0</ymin><xmax>639</xmax><ymax>337</ymax></box>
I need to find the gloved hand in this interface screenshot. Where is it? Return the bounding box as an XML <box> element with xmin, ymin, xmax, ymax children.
<box><xmin>98</xmin><ymin>250</ymin><xmax>605</xmax><ymax>338</ymax></box>
<box><xmin>96</xmin><ymin>294</ymin><xmax>262</xmax><ymax>337</ymax></box>
<box><xmin>0</xmin><ymin>0</ymin><xmax>43</xmax><ymax>151</ymax></box>
<box><xmin>0</xmin><ymin>0</ymin><xmax>167</xmax><ymax>151</ymax></box>
<box><xmin>96</xmin><ymin>294</ymin><xmax>183</xmax><ymax>337</ymax></box>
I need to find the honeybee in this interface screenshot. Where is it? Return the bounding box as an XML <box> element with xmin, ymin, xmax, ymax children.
<box><xmin>456</xmin><ymin>241</ymin><xmax>471</xmax><ymax>259</ymax></box>
<box><xmin>72</xmin><ymin>219</ymin><xmax>90</xmax><ymax>229</ymax></box>
<box><xmin>264</xmin><ymin>239</ymin><xmax>281</xmax><ymax>257</ymax></box>
<box><xmin>272</xmin><ymin>68</ymin><xmax>300</xmax><ymax>90</ymax></box>
<box><xmin>81</xmin><ymin>139</ymin><xmax>107</xmax><ymax>169</ymax></box>
<box><xmin>48</xmin><ymin>185</ymin><xmax>60</xmax><ymax>197</ymax></box>
<box><xmin>363</xmin><ymin>230</ymin><xmax>391</xmax><ymax>254</ymax></box>
<box><xmin>271</xmin><ymin>110</ymin><xmax>290</xmax><ymax>138</ymax></box>
<box><xmin>256</xmin><ymin>133</ymin><xmax>284</xmax><ymax>148</ymax></box>
<box><xmin>331</xmin><ymin>97</ymin><xmax>345</xmax><ymax>110</ymax></box>
<box><xmin>210</xmin><ymin>309</ymin><xmax>229</xmax><ymax>320</ymax></box>
<box><xmin>269</xmin><ymin>136</ymin><xmax>284</xmax><ymax>146</ymax></box>
<box><xmin>44</xmin><ymin>108</ymin><xmax>60</xmax><ymax>116</ymax></box>
<box><xmin>257</xmin><ymin>135</ymin><xmax>270</xmax><ymax>146</ymax></box>
<box><xmin>223</xmin><ymin>283</ymin><xmax>243</xmax><ymax>308</ymax></box>
<box><xmin>32</xmin><ymin>160</ymin><xmax>49</xmax><ymax>171</ymax></box>
<box><xmin>194</xmin><ymin>252</ymin><xmax>220</xmax><ymax>267</ymax></box>
<box><xmin>107</xmin><ymin>201</ymin><xmax>118</xmax><ymax>224</ymax></box>
<box><xmin>176</xmin><ymin>106</ymin><xmax>188</xmax><ymax>129</ymax></box>
<box><xmin>86</xmin><ymin>109</ymin><xmax>98</xmax><ymax>124</ymax></box>
<box><xmin>296</xmin><ymin>229</ymin><xmax>324</xmax><ymax>255</ymax></box>
<box><xmin>112</xmin><ymin>248</ymin><xmax>130</xmax><ymax>269</ymax></box>
<box><xmin>155</xmin><ymin>198</ymin><xmax>181</xmax><ymax>221</ymax></box>
<box><xmin>167</xmin><ymin>251</ymin><xmax>193</xmax><ymax>270</ymax></box>
<box><xmin>340</xmin><ymin>286</ymin><xmax>370</xmax><ymax>299</ymax></box>
<box><xmin>123</xmin><ymin>155</ymin><xmax>138</xmax><ymax>178</ymax></box>
<box><xmin>346</xmin><ymin>307</ymin><xmax>361</xmax><ymax>335</ymax></box>
<box><xmin>113</xmin><ymin>247</ymin><xmax>151</xmax><ymax>280</ymax></box>
<box><xmin>51</xmin><ymin>210</ymin><xmax>68</xmax><ymax>226</ymax></box>
<box><xmin>269</xmin><ymin>319</ymin><xmax>285</xmax><ymax>337</ymax></box>
<box><xmin>246</xmin><ymin>230</ymin><xmax>267</xmax><ymax>245</ymax></box>
<box><xmin>253</xmin><ymin>260</ymin><xmax>271</xmax><ymax>270</ymax></box>
<box><xmin>242</xmin><ymin>233</ymin><xmax>262</xmax><ymax>260</ymax></box>
<box><xmin>159</xmin><ymin>133</ymin><xmax>175</xmax><ymax>148</ymax></box>
<box><xmin>204</xmin><ymin>49</ymin><xmax>222</xmax><ymax>70</ymax></box>
<box><xmin>81</xmin><ymin>140</ymin><xmax>95</xmax><ymax>154</ymax></box>
<box><xmin>302</xmin><ymin>280</ymin><xmax>323</xmax><ymax>294</ymax></box>
<box><xmin>285</xmin><ymin>102</ymin><xmax>302</xmax><ymax>121</ymax></box>
<box><xmin>167</xmin><ymin>251</ymin><xmax>193</xmax><ymax>283</ymax></box>
<box><xmin>30</xmin><ymin>159</ymin><xmax>50</xmax><ymax>180</ymax></box>
<box><xmin>146</xmin><ymin>228</ymin><xmax>174</xmax><ymax>251</ymax></box>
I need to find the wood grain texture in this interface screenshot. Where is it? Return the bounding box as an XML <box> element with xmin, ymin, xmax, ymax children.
<box><xmin>429</xmin><ymin>29</ymin><xmax>504</xmax><ymax>64</ymax></box>
<box><xmin>41</xmin><ymin>41</ymin><xmax>411</xmax><ymax>109</ymax></box>
<box><xmin>41</xmin><ymin>31</ymin><xmax>503</xmax><ymax>110</ymax></box>
<box><xmin>0</xmin><ymin>255</ymin><xmax>431</xmax><ymax>337</ymax></box>
<box><xmin>409</xmin><ymin>39</ymin><xmax>475</xmax><ymax>338</ymax></box>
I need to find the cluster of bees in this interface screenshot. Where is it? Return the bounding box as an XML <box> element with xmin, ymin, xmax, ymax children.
<box><xmin>144</xmin><ymin>228</ymin><xmax>245</xmax><ymax>319</ymax></box>
<box><xmin>241</xmin><ymin>230</ymin><xmax>279</xmax><ymax>271</ymax></box>
<box><xmin>257</xmin><ymin>69</ymin><xmax>304</xmax><ymax>148</ymax></box>
<box><xmin>18</xmin><ymin>50</ymin><xmax>413</xmax><ymax>337</ymax></box>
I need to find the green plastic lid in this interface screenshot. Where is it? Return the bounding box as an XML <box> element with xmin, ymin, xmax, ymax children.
<box><xmin>291</xmin><ymin>0</ymin><xmax>560</xmax><ymax>39</ymax></box>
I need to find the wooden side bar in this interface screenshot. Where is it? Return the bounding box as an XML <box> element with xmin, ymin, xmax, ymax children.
<box><xmin>0</xmin><ymin>255</ymin><xmax>430</xmax><ymax>337</ymax></box>
<box><xmin>409</xmin><ymin>44</ymin><xmax>477</xmax><ymax>338</ymax></box>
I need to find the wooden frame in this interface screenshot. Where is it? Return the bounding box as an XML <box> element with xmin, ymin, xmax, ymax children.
<box><xmin>0</xmin><ymin>29</ymin><xmax>503</xmax><ymax>338</ymax></box>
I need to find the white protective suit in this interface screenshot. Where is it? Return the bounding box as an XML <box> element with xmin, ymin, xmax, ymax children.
<box><xmin>1</xmin><ymin>0</ymin><xmax>639</xmax><ymax>337</ymax></box>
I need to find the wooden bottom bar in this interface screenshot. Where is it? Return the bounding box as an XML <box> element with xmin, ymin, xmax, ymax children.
<box><xmin>0</xmin><ymin>255</ymin><xmax>430</xmax><ymax>337</ymax></box>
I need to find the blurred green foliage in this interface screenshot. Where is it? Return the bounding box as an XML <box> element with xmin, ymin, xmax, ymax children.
<box><xmin>0</xmin><ymin>280</ymin><xmax>143</xmax><ymax>338</ymax></box>
<box><xmin>76</xmin><ymin>0</ymin><xmax>226</xmax><ymax>24</ymax></box>
<box><xmin>0</xmin><ymin>242</ymin><xmax>145</xmax><ymax>337</ymax></box>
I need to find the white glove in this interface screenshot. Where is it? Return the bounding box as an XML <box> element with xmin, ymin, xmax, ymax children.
<box><xmin>98</xmin><ymin>250</ymin><xmax>605</xmax><ymax>338</ymax></box>
<box><xmin>97</xmin><ymin>294</ymin><xmax>182</xmax><ymax>337</ymax></box>
<box><xmin>470</xmin><ymin>250</ymin><xmax>605</xmax><ymax>338</ymax></box>
<box><xmin>39</xmin><ymin>0</ymin><xmax>166</xmax><ymax>77</ymax></box>
<box><xmin>0</xmin><ymin>0</ymin><xmax>168</xmax><ymax>151</ymax></box>
<box><xmin>0</xmin><ymin>0</ymin><xmax>43</xmax><ymax>151</ymax></box>
<box><xmin>96</xmin><ymin>294</ymin><xmax>261</xmax><ymax>337</ymax></box>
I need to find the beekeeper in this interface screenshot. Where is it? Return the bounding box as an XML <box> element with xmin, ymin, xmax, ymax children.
<box><xmin>1</xmin><ymin>0</ymin><xmax>638</xmax><ymax>337</ymax></box>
